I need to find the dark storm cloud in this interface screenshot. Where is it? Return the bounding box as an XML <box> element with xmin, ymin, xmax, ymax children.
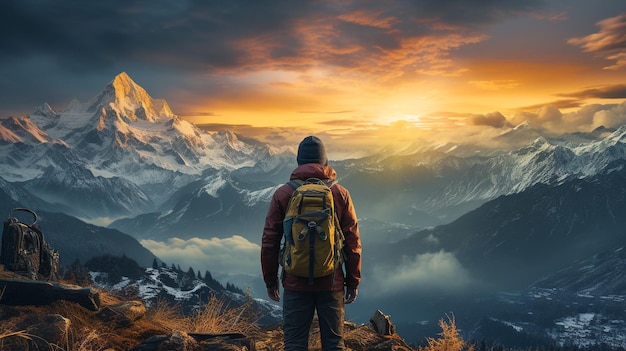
<box><xmin>405</xmin><ymin>0</ymin><xmax>544</xmax><ymax>25</ymax></box>
<box><xmin>0</xmin><ymin>0</ymin><xmax>309</xmax><ymax>71</ymax></box>
<box><xmin>0</xmin><ymin>0</ymin><xmax>547</xmax><ymax>72</ymax></box>
<box><xmin>0</xmin><ymin>0</ymin><xmax>548</xmax><ymax>117</ymax></box>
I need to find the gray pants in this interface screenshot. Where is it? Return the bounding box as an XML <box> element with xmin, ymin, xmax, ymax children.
<box><xmin>283</xmin><ymin>290</ymin><xmax>345</xmax><ymax>351</ymax></box>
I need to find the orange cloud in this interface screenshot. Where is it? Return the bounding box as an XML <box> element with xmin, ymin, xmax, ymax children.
<box><xmin>337</xmin><ymin>9</ymin><xmax>399</xmax><ymax>29</ymax></box>
<box><xmin>568</xmin><ymin>13</ymin><xmax>626</xmax><ymax>70</ymax></box>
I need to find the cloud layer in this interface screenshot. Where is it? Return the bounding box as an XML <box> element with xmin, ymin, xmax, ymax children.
<box><xmin>141</xmin><ymin>235</ymin><xmax>261</xmax><ymax>275</ymax></box>
<box><xmin>363</xmin><ymin>251</ymin><xmax>474</xmax><ymax>298</ymax></box>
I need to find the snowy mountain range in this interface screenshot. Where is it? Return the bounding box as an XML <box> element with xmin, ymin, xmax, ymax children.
<box><xmin>4</xmin><ymin>72</ymin><xmax>626</xmax><ymax>347</ymax></box>
<box><xmin>3</xmin><ymin>72</ymin><xmax>626</xmax><ymax>239</ymax></box>
<box><xmin>0</xmin><ymin>72</ymin><xmax>292</xmax><ymax>221</ymax></box>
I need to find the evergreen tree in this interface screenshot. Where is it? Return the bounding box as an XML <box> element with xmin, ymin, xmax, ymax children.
<box><xmin>226</xmin><ymin>282</ymin><xmax>245</xmax><ymax>295</ymax></box>
<box><xmin>63</xmin><ymin>259</ymin><xmax>91</xmax><ymax>286</ymax></box>
<box><xmin>187</xmin><ymin>266</ymin><xmax>195</xmax><ymax>278</ymax></box>
<box><xmin>197</xmin><ymin>271</ymin><xmax>202</xmax><ymax>280</ymax></box>
<box><xmin>203</xmin><ymin>270</ymin><xmax>223</xmax><ymax>290</ymax></box>
<box><xmin>152</xmin><ymin>258</ymin><xmax>158</xmax><ymax>269</ymax></box>
<box><xmin>85</xmin><ymin>254</ymin><xmax>144</xmax><ymax>284</ymax></box>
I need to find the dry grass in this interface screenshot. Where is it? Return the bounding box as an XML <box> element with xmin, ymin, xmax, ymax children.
<box><xmin>66</xmin><ymin>329</ymin><xmax>108</xmax><ymax>351</ymax></box>
<box><xmin>188</xmin><ymin>295</ymin><xmax>260</xmax><ymax>335</ymax></box>
<box><xmin>145</xmin><ymin>298</ymin><xmax>187</xmax><ymax>331</ymax></box>
<box><xmin>0</xmin><ymin>278</ymin><xmax>262</xmax><ymax>350</ymax></box>
<box><xmin>0</xmin><ymin>331</ymin><xmax>39</xmax><ymax>351</ymax></box>
<box><xmin>418</xmin><ymin>314</ymin><xmax>474</xmax><ymax>351</ymax></box>
<box><xmin>144</xmin><ymin>295</ymin><xmax>262</xmax><ymax>335</ymax></box>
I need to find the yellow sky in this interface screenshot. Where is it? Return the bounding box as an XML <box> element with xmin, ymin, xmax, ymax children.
<box><xmin>175</xmin><ymin>8</ymin><xmax>626</xmax><ymax>151</ymax></box>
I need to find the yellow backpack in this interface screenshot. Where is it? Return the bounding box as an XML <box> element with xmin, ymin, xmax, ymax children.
<box><xmin>281</xmin><ymin>178</ymin><xmax>345</xmax><ymax>284</ymax></box>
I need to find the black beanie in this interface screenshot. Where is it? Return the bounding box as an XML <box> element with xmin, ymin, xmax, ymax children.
<box><xmin>297</xmin><ymin>136</ymin><xmax>328</xmax><ymax>165</ymax></box>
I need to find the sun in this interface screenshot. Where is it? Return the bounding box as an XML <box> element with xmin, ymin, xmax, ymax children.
<box><xmin>378</xmin><ymin>113</ymin><xmax>424</xmax><ymax>127</ymax></box>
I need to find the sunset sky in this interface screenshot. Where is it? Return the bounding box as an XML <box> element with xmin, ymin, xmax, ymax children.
<box><xmin>2</xmin><ymin>0</ymin><xmax>626</xmax><ymax>152</ymax></box>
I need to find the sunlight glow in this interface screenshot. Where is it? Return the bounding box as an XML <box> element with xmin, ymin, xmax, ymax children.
<box><xmin>380</xmin><ymin>114</ymin><xmax>424</xmax><ymax>126</ymax></box>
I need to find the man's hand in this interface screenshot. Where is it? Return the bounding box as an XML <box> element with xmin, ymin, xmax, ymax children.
<box><xmin>267</xmin><ymin>287</ymin><xmax>280</xmax><ymax>302</ymax></box>
<box><xmin>345</xmin><ymin>287</ymin><xmax>358</xmax><ymax>304</ymax></box>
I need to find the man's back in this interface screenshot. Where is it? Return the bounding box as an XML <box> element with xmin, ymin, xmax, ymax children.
<box><xmin>260</xmin><ymin>136</ymin><xmax>361</xmax><ymax>350</ymax></box>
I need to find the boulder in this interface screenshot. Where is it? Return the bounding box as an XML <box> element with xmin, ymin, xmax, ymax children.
<box><xmin>29</xmin><ymin>314</ymin><xmax>71</xmax><ymax>347</ymax></box>
<box><xmin>369</xmin><ymin>309</ymin><xmax>396</xmax><ymax>336</ymax></box>
<box><xmin>97</xmin><ymin>300</ymin><xmax>146</xmax><ymax>326</ymax></box>
<box><xmin>130</xmin><ymin>331</ymin><xmax>199</xmax><ymax>351</ymax></box>
<box><xmin>131</xmin><ymin>331</ymin><xmax>255</xmax><ymax>351</ymax></box>
<box><xmin>0</xmin><ymin>279</ymin><xmax>101</xmax><ymax>311</ymax></box>
<box><xmin>190</xmin><ymin>333</ymin><xmax>255</xmax><ymax>350</ymax></box>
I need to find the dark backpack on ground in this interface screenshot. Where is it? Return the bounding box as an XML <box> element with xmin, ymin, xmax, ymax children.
<box><xmin>0</xmin><ymin>208</ymin><xmax>60</xmax><ymax>281</ymax></box>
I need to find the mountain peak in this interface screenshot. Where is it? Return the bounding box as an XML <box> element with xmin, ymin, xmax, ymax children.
<box><xmin>86</xmin><ymin>72</ymin><xmax>175</xmax><ymax>122</ymax></box>
<box><xmin>110</xmin><ymin>72</ymin><xmax>144</xmax><ymax>100</ymax></box>
<box><xmin>0</xmin><ymin>115</ymin><xmax>63</xmax><ymax>145</ymax></box>
<box><xmin>513</xmin><ymin>121</ymin><xmax>531</xmax><ymax>130</ymax></box>
<box><xmin>32</xmin><ymin>102</ymin><xmax>58</xmax><ymax>119</ymax></box>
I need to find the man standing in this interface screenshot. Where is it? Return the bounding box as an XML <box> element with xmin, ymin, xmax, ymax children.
<box><xmin>261</xmin><ymin>135</ymin><xmax>362</xmax><ymax>350</ymax></box>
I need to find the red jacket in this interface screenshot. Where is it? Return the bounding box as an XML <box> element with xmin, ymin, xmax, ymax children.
<box><xmin>261</xmin><ymin>163</ymin><xmax>362</xmax><ymax>291</ymax></box>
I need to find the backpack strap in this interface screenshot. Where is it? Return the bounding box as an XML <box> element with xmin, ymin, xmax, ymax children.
<box><xmin>286</xmin><ymin>178</ymin><xmax>337</xmax><ymax>190</ymax></box>
<box><xmin>286</xmin><ymin>179</ymin><xmax>304</xmax><ymax>190</ymax></box>
<box><xmin>9</xmin><ymin>208</ymin><xmax>38</xmax><ymax>225</ymax></box>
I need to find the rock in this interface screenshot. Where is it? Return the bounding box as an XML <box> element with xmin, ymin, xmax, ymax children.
<box><xmin>130</xmin><ymin>331</ymin><xmax>255</xmax><ymax>351</ymax></box>
<box><xmin>97</xmin><ymin>300</ymin><xmax>146</xmax><ymax>326</ymax></box>
<box><xmin>130</xmin><ymin>331</ymin><xmax>199</xmax><ymax>351</ymax></box>
<box><xmin>344</xmin><ymin>321</ymin><xmax>412</xmax><ymax>351</ymax></box>
<box><xmin>3</xmin><ymin>313</ymin><xmax>72</xmax><ymax>350</ymax></box>
<box><xmin>29</xmin><ymin>314</ymin><xmax>71</xmax><ymax>347</ymax></box>
<box><xmin>190</xmin><ymin>333</ymin><xmax>255</xmax><ymax>350</ymax></box>
<box><xmin>0</xmin><ymin>279</ymin><xmax>101</xmax><ymax>311</ymax></box>
<box><xmin>369</xmin><ymin>310</ymin><xmax>396</xmax><ymax>336</ymax></box>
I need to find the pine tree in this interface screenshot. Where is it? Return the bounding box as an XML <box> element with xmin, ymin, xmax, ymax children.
<box><xmin>152</xmin><ymin>258</ymin><xmax>158</xmax><ymax>269</ymax></box>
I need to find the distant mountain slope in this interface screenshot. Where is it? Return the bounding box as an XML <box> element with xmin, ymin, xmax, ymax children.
<box><xmin>380</xmin><ymin>158</ymin><xmax>626</xmax><ymax>291</ymax></box>
<box><xmin>532</xmin><ymin>245</ymin><xmax>626</xmax><ymax>295</ymax></box>
<box><xmin>361</xmin><ymin>159</ymin><xmax>626</xmax><ymax>346</ymax></box>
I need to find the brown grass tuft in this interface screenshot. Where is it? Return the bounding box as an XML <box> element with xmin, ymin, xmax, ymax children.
<box><xmin>189</xmin><ymin>295</ymin><xmax>260</xmax><ymax>335</ymax></box>
<box><xmin>418</xmin><ymin>313</ymin><xmax>474</xmax><ymax>351</ymax></box>
<box><xmin>146</xmin><ymin>298</ymin><xmax>187</xmax><ymax>331</ymax></box>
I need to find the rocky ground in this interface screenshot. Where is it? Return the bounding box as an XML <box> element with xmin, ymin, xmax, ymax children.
<box><xmin>0</xmin><ymin>267</ymin><xmax>413</xmax><ymax>351</ymax></box>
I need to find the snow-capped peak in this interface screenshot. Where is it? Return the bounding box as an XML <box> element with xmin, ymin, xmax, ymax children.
<box><xmin>513</xmin><ymin>121</ymin><xmax>531</xmax><ymax>130</ymax></box>
<box><xmin>0</xmin><ymin>121</ymin><xmax>21</xmax><ymax>143</ymax></box>
<box><xmin>85</xmin><ymin>72</ymin><xmax>175</xmax><ymax>123</ymax></box>
<box><xmin>32</xmin><ymin>102</ymin><xmax>58</xmax><ymax>119</ymax></box>
<box><xmin>0</xmin><ymin>115</ymin><xmax>65</xmax><ymax>145</ymax></box>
